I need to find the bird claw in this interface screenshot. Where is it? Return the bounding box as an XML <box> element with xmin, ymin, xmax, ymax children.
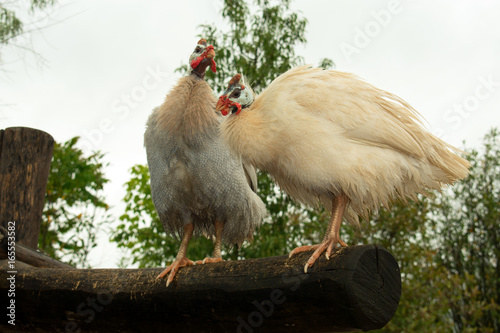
<box><xmin>325</xmin><ymin>241</ymin><xmax>337</xmax><ymax>260</ymax></box>
<box><xmin>195</xmin><ymin>257</ymin><xmax>224</xmax><ymax>265</ymax></box>
<box><xmin>157</xmin><ymin>257</ymin><xmax>195</xmax><ymax>287</ymax></box>
<box><xmin>291</xmin><ymin>237</ymin><xmax>348</xmax><ymax>273</ymax></box>
<box><xmin>289</xmin><ymin>245</ymin><xmax>316</xmax><ymax>258</ymax></box>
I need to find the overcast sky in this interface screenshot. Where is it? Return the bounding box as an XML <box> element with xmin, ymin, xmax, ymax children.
<box><xmin>1</xmin><ymin>0</ymin><xmax>499</xmax><ymax>268</ymax></box>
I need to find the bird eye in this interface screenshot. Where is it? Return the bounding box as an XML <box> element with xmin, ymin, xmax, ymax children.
<box><xmin>232</xmin><ymin>90</ymin><xmax>241</xmax><ymax>98</ymax></box>
<box><xmin>194</xmin><ymin>47</ymin><xmax>202</xmax><ymax>53</ymax></box>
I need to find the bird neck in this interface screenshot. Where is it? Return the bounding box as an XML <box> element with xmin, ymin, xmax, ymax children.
<box><xmin>221</xmin><ymin>103</ymin><xmax>275</xmax><ymax>170</ymax></box>
<box><xmin>190</xmin><ymin>69</ymin><xmax>205</xmax><ymax>79</ymax></box>
<box><xmin>190</xmin><ymin>57</ymin><xmax>212</xmax><ymax>79</ymax></box>
<box><xmin>156</xmin><ymin>76</ymin><xmax>219</xmax><ymax>140</ymax></box>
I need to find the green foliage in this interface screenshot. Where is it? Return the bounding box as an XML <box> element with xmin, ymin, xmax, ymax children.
<box><xmin>0</xmin><ymin>6</ymin><xmax>22</xmax><ymax>44</ymax></box>
<box><xmin>318</xmin><ymin>57</ymin><xmax>335</xmax><ymax>70</ymax></box>
<box><xmin>29</xmin><ymin>0</ymin><xmax>55</xmax><ymax>10</ymax></box>
<box><xmin>0</xmin><ymin>0</ymin><xmax>57</xmax><ymax>63</ymax></box>
<box><xmin>433</xmin><ymin>128</ymin><xmax>500</xmax><ymax>332</ymax></box>
<box><xmin>40</xmin><ymin>137</ymin><xmax>112</xmax><ymax>268</ymax></box>
<box><xmin>0</xmin><ymin>0</ymin><xmax>55</xmax><ymax>44</ymax></box>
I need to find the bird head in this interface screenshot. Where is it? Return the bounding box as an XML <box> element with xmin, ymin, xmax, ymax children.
<box><xmin>189</xmin><ymin>39</ymin><xmax>217</xmax><ymax>77</ymax></box>
<box><xmin>216</xmin><ymin>74</ymin><xmax>254</xmax><ymax>116</ymax></box>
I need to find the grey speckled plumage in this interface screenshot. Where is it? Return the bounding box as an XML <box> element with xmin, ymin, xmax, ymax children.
<box><xmin>144</xmin><ymin>74</ymin><xmax>266</xmax><ymax>247</ymax></box>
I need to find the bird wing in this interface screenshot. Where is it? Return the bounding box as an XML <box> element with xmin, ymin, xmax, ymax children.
<box><xmin>258</xmin><ymin>65</ymin><xmax>428</xmax><ymax>159</ymax></box>
<box><xmin>220</xmin><ymin>111</ymin><xmax>260</xmax><ymax>192</ymax></box>
<box><xmin>242</xmin><ymin>161</ymin><xmax>259</xmax><ymax>192</ymax></box>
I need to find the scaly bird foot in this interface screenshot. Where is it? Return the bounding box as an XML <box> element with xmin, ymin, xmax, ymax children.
<box><xmin>288</xmin><ymin>244</ymin><xmax>320</xmax><ymax>258</ymax></box>
<box><xmin>195</xmin><ymin>257</ymin><xmax>224</xmax><ymax>265</ymax></box>
<box><xmin>156</xmin><ymin>257</ymin><xmax>195</xmax><ymax>287</ymax></box>
<box><xmin>289</xmin><ymin>236</ymin><xmax>348</xmax><ymax>273</ymax></box>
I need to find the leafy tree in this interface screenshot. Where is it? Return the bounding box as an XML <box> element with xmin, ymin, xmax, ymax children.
<box><xmin>433</xmin><ymin>128</ymin><xmax>500</xmax><ymax>332</ymax></box>
<box><xmin>40</xmin><ymin>137</ymin><xmax>112</xmax><ymax>267</ymax></box>
<box><xmin>112</xmin><ymin>0</ymin><xmax>334</xmax><ymax>265</ymax></box>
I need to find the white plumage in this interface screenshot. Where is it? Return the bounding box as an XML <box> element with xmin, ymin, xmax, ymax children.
<box><xmin>216</xmin><ymin>65</ymin><xmax>470</xmax><ymax>271</ymax></box>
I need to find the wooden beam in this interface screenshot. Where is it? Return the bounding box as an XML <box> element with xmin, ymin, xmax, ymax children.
<box><xmin>0</xmin><ymin>245</ymin><xmax>401</xmax><ymax>332</ymax></box>
<box><xmin>0</xmin><ymin>127</ymin><xmax>54</xmax><ymax>249</ymax></box>
<box><xmin>0</xmin><ymin>227</ymin><xmax>72</xmax><ymax>269</ymax></box>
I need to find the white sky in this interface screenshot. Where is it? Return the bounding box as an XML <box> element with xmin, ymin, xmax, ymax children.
<box><xmin>1</xmin><ymin>0</ymin><xmax>499</xmax><ymax>268</ymax></box>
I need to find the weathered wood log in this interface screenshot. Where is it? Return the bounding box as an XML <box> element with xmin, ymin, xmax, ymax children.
<box><xmin>0</xmin><ymin>226</ymin><xmax>72</xmax><ymax>269</ymax></box>
<box><xmin>0</xmin><ymin>245</ymin><xmax>401</xmax><ymax>332</ymax></box>
<box><xmin>0</xmin><ymin>127</ymin><xmax>54</xmax><ymax>249</ymax></box>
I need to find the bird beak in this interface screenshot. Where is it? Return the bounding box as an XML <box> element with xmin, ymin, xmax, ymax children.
<box><xmin>206</xmin><ymin>45</ymin><xmax>215</xmax><ymax>59</ymax></box>
<box><xmin>216</xmin><ymin>95</ymin><xmax>241</xmax><ymax>116</ymax></box>
<box><xmin>216</xmin><ymin>95</ymin><xmax>230</xmax><ymax>116</ymax></box>
<box><xmin>205</xmin><ymin>45</ymin><xmax>216</xmax><ymax>73</ymax></box>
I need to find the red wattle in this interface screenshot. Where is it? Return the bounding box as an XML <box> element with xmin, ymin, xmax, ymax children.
<box><xmin>210</xmin><ymin>59</ymin><xmax>217</xmax><ymax>73</ymax></box>
<box><xmin>190</xmin><ymin>56</ymin><xmax>203</xmax><ymax>69</ymax></box>
<box><xmin>235</xmin><ymin>103</ymin><xmax>242</xmax><ymax>115</ymax></box>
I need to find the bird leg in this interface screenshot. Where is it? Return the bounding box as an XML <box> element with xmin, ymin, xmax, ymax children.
<box><xmin>157</xmin><ymin>223</ymin><xmax>195</xmax><ymax>287</ymax></box>
<box><xmin>196</xmin><ymin>220</ymin><xmax>225</xmax><ymax>264</ymax></box>
<box><xmin>289</xmin><ymin>193</ymin><xmax>349</xmax><ymax>273</ymax></box>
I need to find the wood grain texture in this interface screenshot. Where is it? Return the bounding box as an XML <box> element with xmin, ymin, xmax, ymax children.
<box><xmin>0</xmin><ymin>127</ymin><xmax>54</xmax><ymax>249</ymax></box>
<box><xmin>0</xmin><ymin>245</ymin><xmax>401</xmax><ymax>333</ymax></box>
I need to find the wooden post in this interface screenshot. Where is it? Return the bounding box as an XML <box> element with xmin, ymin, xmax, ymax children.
<box><xmin>0</xmin><ymin>127</ymin><xmax>54</xmax><ymax>249</ymax></box>
<box><xmin>0</xmin><ymin>245</ymin><xmax>401</xmax><ymax>332</ymax></box>
<box><xmin>0</xmin><ymin>227</ymin><xmax>72</xmax><ymax>269</ymax></box>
